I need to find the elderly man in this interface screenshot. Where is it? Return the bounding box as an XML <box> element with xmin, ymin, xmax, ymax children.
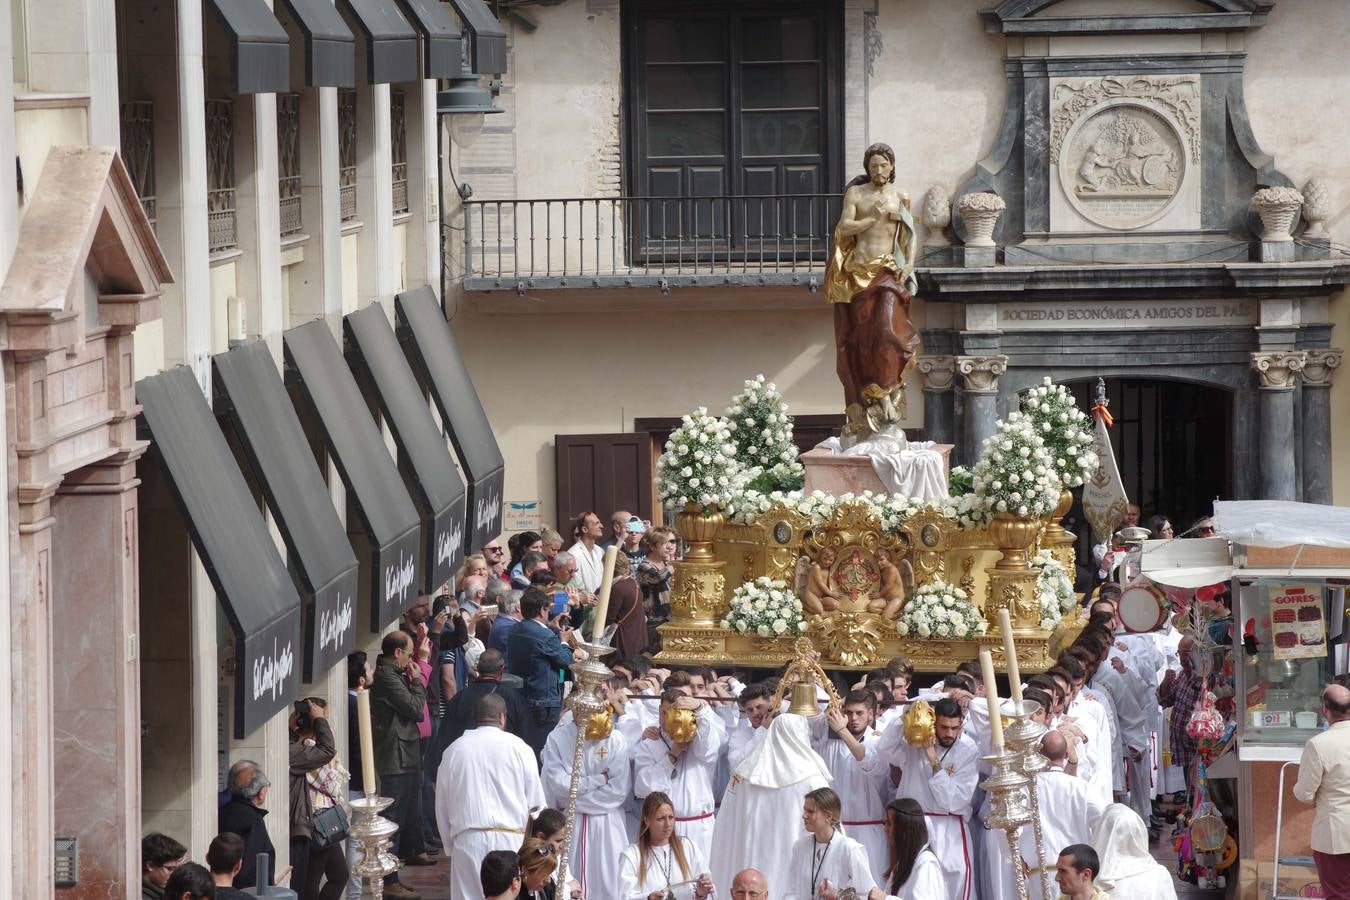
<box><xmin>1294</xmin><ymin>683</ymin><xmax>1350</xmax><ymax>897</ymax></box>
<box><xmin>488</xmin><ymin>589</ymin><xmax>524</xmax><ymax>653</ymax></box>
<box><xmin>429</xmin><ymin>648</ymin><xmax>531</xmax><ymax>769</ymax></box>
<box><xmin>731</xmin><ymin>869</ymin><xmax>770</xmax><ymax>900</ymax></box>
<box><xmin>437</xmin><ymin>694</ymin><xmax>545</xmax><ymax>900</ymax></box>
<box><xmin>600</xmin><ymin>509</ymin><xmax>633</xmax><ymax>551</ymax></box>
<box><xmin>142</xmin><ymin>833</ymin><xmax>187</xmax><ymax>900</ymax></box>
<box><xmin>218</xmin><ymin>761</ymin><xmax>274</xmax><ymax>889</ymax></box>
<box><xmin>459</xmin><ymin>574</ymin><xmax>488</xmax><ymax>617</ymax></box>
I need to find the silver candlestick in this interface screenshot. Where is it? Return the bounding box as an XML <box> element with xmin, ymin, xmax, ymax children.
<box><xmin>1002</xmin><ymin>700</ymin><xmax>1052</xmax><ymax>900</ymax></box>
<box><xmin>982</xmin><ymin>747</ymin><xmax>1035</xmax><ymax>900</ymax></box>
<box><xmin>349</xmin><ymin>792</ymin><xmax>401</xmax><ymax>900</ymax></box>
<box><xmin>556</xmin><ymin>638</ymin><xmax>616</xmax><ymax>893</ymax></box>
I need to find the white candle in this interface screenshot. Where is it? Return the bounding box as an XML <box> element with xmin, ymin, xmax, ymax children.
<box><xmin>592</xmin><ymin>545</ymin><xmax>619</xmax><ymax>643</ymax></box>
<box><xmin>998</xmin><ymin>608</ymin><xmax>1023</xmax><ymax>704</ymax></box>
<box><xmin>356</xmin><ymin>687</ymin><xmax>377</xmax><ymax>794</ymax></box>
<box><xmin>979</xmin><ymin>649</ymin><xmax>1005</xmax><ymax>750</ymax></box>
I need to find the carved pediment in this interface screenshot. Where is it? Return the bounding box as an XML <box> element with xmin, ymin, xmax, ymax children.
<box><xmin>982</xmin><ymin>0</ymin><xmax>1273</xmax><ymax>34</ymax></box>
<box><xmin>0</xmin><ymin>146</ymin><xmax>172</xmax><ymax>353</ymax></box>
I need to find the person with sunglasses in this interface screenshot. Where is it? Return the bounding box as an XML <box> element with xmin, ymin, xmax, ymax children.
<box><xmin>482</xmin><ymin>540</ymin><xmax>510</xmax><ymax>586</ymax></box>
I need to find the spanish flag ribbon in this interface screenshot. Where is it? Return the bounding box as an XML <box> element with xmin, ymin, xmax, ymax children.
<box><xmin>1090</xmin><ymin>400</ymin><xmax>1114</xmax><ymax>428</ymax></box>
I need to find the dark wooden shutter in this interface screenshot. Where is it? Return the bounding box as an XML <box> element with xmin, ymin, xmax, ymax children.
<box><xmin>555</xmin><ymin>432</ymin><xmax>655</xmax><ymax>531</ymax></box>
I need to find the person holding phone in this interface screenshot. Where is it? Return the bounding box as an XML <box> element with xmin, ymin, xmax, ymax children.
<box><xmin>507</xmin><ymin>587</ymin><xmax>589</xmax><ymax>758</ymax></box>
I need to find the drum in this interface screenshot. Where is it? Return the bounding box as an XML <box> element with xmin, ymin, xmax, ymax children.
<box><xmin>1119</xmin><ymin>583</ymin><xmax>1168</xmax><ymax>633</ymax></box>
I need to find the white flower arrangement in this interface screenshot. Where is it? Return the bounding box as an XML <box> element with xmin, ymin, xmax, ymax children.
<box><xmin>725</xmin><ymin>375</ymin><xmax>805</xmax><ymax>493</ymax></box>
<box><xmin>896</xmin><ymin>581</ymin><xmax>987</xmax><ymax>640</ymax></box>
<box><xmin>968</xmin><ymin>412</ymin><xmax>1062</xmax><ymax>520</ymax></box>
<box><xmin>721</xmin><ymin>576</ymin><xmax>807</xmax><ymax>637</ymax></box>
<box><xmin>1020</xmin><ymin>377</ymin><xmax>1098</xmax><ymax>489</ymax></box>
<box><xmin>1030</xmin><ymin>549</ymin><xmax>1077</xmax><ymax>630</ymax></box>
<box><xmin>726</xmin><ymin>487</ymin><xmax>986</xmax><ymax>534</ymax></box>
<box><xmin>656</xmin><ymin>407</ymin><xmax>746</xmax><ymax>512</ymax></box>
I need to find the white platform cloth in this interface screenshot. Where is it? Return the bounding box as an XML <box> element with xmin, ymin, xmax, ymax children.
<box><xmin>814</xmin><ymin>436</ymin><xmax>949</xmax><ymax>501</ymax></box>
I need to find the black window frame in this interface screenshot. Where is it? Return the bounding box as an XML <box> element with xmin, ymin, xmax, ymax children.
<box><xmin>621</xmin><ymin>0</ymin><xmax>844</xmax><ymax>261</ymax></box>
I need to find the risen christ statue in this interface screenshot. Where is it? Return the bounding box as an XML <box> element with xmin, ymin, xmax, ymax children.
<box><xmin>823</xmin><ymin>143</ymin><xmax>919</xmax><ymax>447</ymax></box>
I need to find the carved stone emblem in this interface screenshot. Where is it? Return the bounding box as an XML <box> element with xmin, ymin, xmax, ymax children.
<box><xmin>956</xmin><ymin>355</ymin><xmax>1008</xmax><ymax>394</ymax></box>
<box><xmin>1301</xmin><ymin>349</ymin><xmax>1343</xmax><ymax>388</ymax></box>
<box><xmin>916</xmin><ymin>355</ymin><xmax>957</xmax><ymax>392</ymax></box>
<box><xmin>1061</xmin><ymin>105</ymin><xmax>1187</xmax><ymax>230</ymax></box>
<box><xmin>1250</xmin><ymin>350</ymin><xmax>1307</xmax><ymax>390</ymax></box>
<box><xmin>1050</xmin><ymin>75</ymin><xmax>1201</xmax><ymax>166</ymax></box>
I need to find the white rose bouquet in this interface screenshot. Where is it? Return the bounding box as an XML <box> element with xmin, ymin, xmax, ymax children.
<box><xmin>1020</xmin><ymin>377</ymin><xmax>1098</xmax><ymax>489</ymax></box>
<box><xmin>726</xmin><ymin>374</ymin><xmax>805</xmax><ymax>493</ymax></box>
<box><xmin>656</xmin><ymin>407</ymin><xmax>746</xmax><ymax>512</ymax></box>
<box><xmin>969</xmin><ymin>412</ymin><xmax>1062</xmax><ymax>520</ymax></box>
<box><xmin>896</xmin><ymin>580</ymin><xmax>987</xmax><ymax>640</ymax></box>
<box><xmin>1030</xmin><ymin>549</ymin><xmax>1077</xmax><ymax>629</ymax></box>
<box><xmin>722</xmin><ymin>576</ymin><xmax>807</xmax><ymax>637</ymax></box>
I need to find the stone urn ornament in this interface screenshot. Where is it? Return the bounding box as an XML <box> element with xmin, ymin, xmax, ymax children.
<box><xmin>1252</xmin><ymin>186</ymin><xmax>1303</xmax><ymax>242</ymax></box>
<box><xmin>1302</xmin><ymin>177</ymin><xmax>1331</xmax><ymax>239</ymax></box>
<box><xmin>922</xmin><ymin>185</ymin><xmax>952</xmax><ymax>246</ymax></box>
<box><xmin>956</xmin><ymin>191</ymin><xmax>1006</xmax><ymax>247</ymax></box>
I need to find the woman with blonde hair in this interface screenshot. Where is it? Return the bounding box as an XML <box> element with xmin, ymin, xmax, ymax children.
<box><xmin>782</xmin><ymin>787</ymin><xmax>875</xmax><ymax>900</ymax></box>
<box><xmin>517</xmin><ymin>837</ymin><xmax>581</xmax><ymax>900</ymax></box>
<box><xmin>619</xmin><ymin>792</ymin><xmax>714</xmax><ymax>900</ymax></box>
<box><xmin>636</xmin><ymin>526</ymin><xmax>677</xmax><ymax>649</ymax></box>
<box><xmin>541</xmin><ymin>526</ymin><xmax>565</xmax><ymax>563</ymax></box>
<box><xmin>455</xmin><ymin>553</ymin><xmax>489</xmax><ymax>585</ymax></box>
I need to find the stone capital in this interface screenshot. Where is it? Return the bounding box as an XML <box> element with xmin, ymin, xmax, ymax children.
<box><xmin>916</xmin><ymin>355</ymin><xmax>957</xmax><ymax>392</ymax></box>
<box><xmin>1301</xmin><ymin>348</ymin><xmax>1343</xmax><ymax>388</ymax></box>
<box><xmin>956</xmin><ymin>355</ymin><xmax>1008</xmax><ymax>394</ymax></box>
<box><xmin>1250</xmin><ymin>350</ymin><xmax>1306</xmax><ymax>390</ymax></box>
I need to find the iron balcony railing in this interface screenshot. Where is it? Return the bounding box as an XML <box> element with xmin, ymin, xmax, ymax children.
<box><xmin>460</xmin><ymin>193</ymin><xmax>844</xmax><ymax>292</ymax></box>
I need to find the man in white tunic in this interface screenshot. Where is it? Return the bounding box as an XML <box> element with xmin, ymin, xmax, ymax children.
<box><xmin>633</xmin><ymin>689</ymin><xmax>725</xmax><ymax>861</ymax></box>
<box><xmin>710</xmin><ymin>711</ymin><xmax>832</xmax><ymax>899</ymax></box>
<box><xmin>542</xmin><ymin>706</ymin><xmax>632</xmax><ymax>900</ymax></box>
<box><xmin>871</xmin><ymin>696</ymin><xmax>981</xmax><ymax>900</ymax></box>
<box><xmin>811</xmin><ymin>690</ymin><xmax>892</xmax><ymax>885</ymax></box>
<box><xmin>436</xmin><ymin>693</ymin><xmax>546</xmax><ymax>900</ymax></box>
<box><xmin>726</xmin><ymin>683</ymin><xmax>774</xmax><ymax>774</ymax></box>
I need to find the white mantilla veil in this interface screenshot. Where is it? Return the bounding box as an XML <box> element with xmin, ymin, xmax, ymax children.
<box><xmin>1091</xmin><ymin>803</ymin><xmax>1179</xmax><ymax>899</ymax></box>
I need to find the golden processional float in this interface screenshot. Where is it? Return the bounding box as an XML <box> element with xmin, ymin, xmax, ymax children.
<box><xmin>653</xmin><ymin>491</ymin><xmax>1079</xmax><ymax>674</ymax></box>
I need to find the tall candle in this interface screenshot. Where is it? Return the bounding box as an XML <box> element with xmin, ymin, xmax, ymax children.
<box><xmin>592</xmin><ymin>545</ymin><xmax>619</xmax><ymax>643</ymax></box>
<box><xmin>998</xmin><ymin>608</ymin><xmax>1024</xmax><ymax>704</ymax></box>
<box><xmin>356</xmin><ymin>687</ymin><xmax>377</xmax><ymax>794</ymax></box>
<box><xmin>979</xmin><ymin>649</ymin><xmax>1005</xmax><ymax>750</ymax></box>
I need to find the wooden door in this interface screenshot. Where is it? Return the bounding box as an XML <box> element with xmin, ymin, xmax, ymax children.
<box><xmin>554</xmin><ymin>432</ymin><xmax>655</xmax><ymax>531</ymax></box>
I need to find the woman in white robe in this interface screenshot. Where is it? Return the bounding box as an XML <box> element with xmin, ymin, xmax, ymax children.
<box><xmin>1091</xmin><ymin>804</ymin><xmax>1179</xmax><ymax>900</ymax></box>
<box><xmin>871</xmin><ymin>799</ymin><xmax>945</xmax><ymax>900</ymax></box>
<box><xmin>781</xmin><ymin>788</ymin><xmax>877</xmax><ymax>900</ymax></box>
<box><xmin>619</xmin><ymin>792</ymin><xmax>715</xmax><ymax>900</ymax></box>
<box><xmin>709</xmin><ymin>713</ymin><xmax>831</xmax><ymax>899</ymax></box>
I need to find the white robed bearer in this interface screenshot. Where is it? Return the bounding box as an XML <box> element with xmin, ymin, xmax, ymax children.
<box><xmin>811</xmin><ymin>690</ymin><xmax>892</xmax><ymax>885</ymax></box>
<box><xmin>619</xmin><ymin>792</ymin><xmax>715</xmax><ymax>900</ymax></box>
<box><xmin>709</xmin><ymin>707</ymin><xmax>832</xmax><ymax>899</ymax></box>
<box><xmin>542</xmin><ymin>703</ymin><xmax>632</xmax><ymax>900</ymax></box>
<box><xmin>633</xmin><ymin>688</ymin><xmax>726</xmax><ymax>861</ymax></box>
<box><xmin>436</xmin><ymin>693</ymin><xmax>546</xmax><ymax>900</ymax></box>
<box><xmin>868</xmin><ymin>798</ymin><xmax>945</xmax><ymax>900</ymax></box>
<box><xmin>782</xmin><ymin>787</ymin><xmax>877</xmax><ymax>900</ymax></box>
<box><xmin>870</xmin><ymin>696</ymin><xmax>981</xmax><ymax>900</ymax></box>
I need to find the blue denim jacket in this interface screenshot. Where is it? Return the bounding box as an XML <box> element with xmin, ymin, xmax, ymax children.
<box><xmin>505</xmin><ymin>618</ymin><xmax>574</xmax><ymax>707</ymax></box>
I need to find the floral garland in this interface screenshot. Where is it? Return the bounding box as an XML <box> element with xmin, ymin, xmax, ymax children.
<box><xmin>726</xmin><ymin>375</ymin><xmax>805</xmax><ymax>493</ymax></box>
<box><xmin>968</xmin><ymin>412</ymin><xmax>1061</xmax><ymax>520</ymax></box>
<box><xmin>656</xmin><ymin>408</ymin><xmax>746</xmax><ymax>512</ymax></box>
<box><xmin>726</xmin><ymin>488</ymin><xmax>986</xmax><ymax>533</ymax></box>
<box><xmin>896</xmin><ymin>581</ymin><xmax>987</xmax><ymax>640</ymax></box>
<box><xmin>1020</xmin><ymin>377</ymin><xmax>1098</xmax><ymax>489</ymax></box>
<box><xmin>721</xmin><ymin>576</ymin><xmax>807</xmax><ymax>637</ymax></box>
<box><xmin>1030</xmin><ymin>549</ymin><xmax>1077</xmax><ymax>629</ymax></box>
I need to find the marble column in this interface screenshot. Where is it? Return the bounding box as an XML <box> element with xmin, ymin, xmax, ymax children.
<box><xmin>51</xmin><ymin>452</ymin><xmax>146</xmax><ymax>900</ymax></box>
<box><xmin>957</xmin><ymin>355</ymin><xmax>1008</xmax><ymax>465</ymax></box>
<box><xmin>917</xmin><ymin>356</ymin><xmax>957</xmax><ymax>446</ymax></box>
<box><xmin>1300</xmin><ymin>349</ymin><xmax>1342</xmax><ymax>505</ymax></box>
<box><xmin>1251</xmin><ymin>351</ymin><xmax>1306</xmax><ymax>501</ymax></box>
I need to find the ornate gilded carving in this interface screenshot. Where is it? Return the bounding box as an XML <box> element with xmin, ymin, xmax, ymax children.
<box><xmin>661</xmin><ymin>634</ymin><xmax>721</xmax><ymax>655</ymax></box>
<box><xmin>899</xmin><ymin>505</ymin><xmax>949</xmax><ymax>582</ymax></box>
<box><xmin>959</xmin><ymin>555</ymin><xmax>977</xmax><ymax>598</ymax></box>
<box><xmin>810</xmin><ymin>612</ymin><xmax>888</xmax><ymax>668</ymax></box>
<box><xmin>1049</xmin><ymin>75</ymin><xmax>1201</xmax><ymax>166</ymax></box>
<box><xmin>670</xmin><ymin>563</ymin><xmax>727</xmax><ymax>626</ymax></box>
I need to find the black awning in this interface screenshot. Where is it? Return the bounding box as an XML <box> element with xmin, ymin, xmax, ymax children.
<box><xmin>345</xmin><ymin>303</ymin><xmax>467</xmax><ymax>594</ymax></box>
<box><xmin>276</xmin><ymin>0</ymin><xmax>357</xmax><ymax>88</ymax></box>
<box><xmin>137</xmin><ymin>367</ymin><xmax>301</xmax><ymax>738</ymax></box>
<box><xmin>392</xmin><ymin>0</ymin><xmax>463</xmax><ymax>79</ymax></box>
<box><xmin>205</xmin><ymin>0</ymin><xmax>291</xmax><ymax>94</ymax></box>
<box><xmin>213</xmin><ymin>343</ymin><xmax>361</xmax><ymax>684</ymax></box>
<box><xmin>445</xmin><ymin>0</ymin><xmax>505</xmax><ymax>75</ymax></box>
<box><xmin>336</xmin><ymin>0</ymin><xmax>419</xmax><ymax>84</ymax></box>
<box><xmin>395</xmin><ymin>286</ymin><xmax>504</xmax><ymax>553</ymax></box>
<box><xmin>284</xmin><ymin>321</ymin><xmax>423</xmax><ymax>631</ymax></box>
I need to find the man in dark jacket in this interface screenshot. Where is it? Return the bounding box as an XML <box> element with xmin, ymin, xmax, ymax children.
<box><xmin>218</xmin><ymin>760</ymin><xmax>275</xmax><ymax>889</ymax></box>
<box><xmin>506</xmin><ymin>587</ymin><xmax>583</xmax><ymax>757</ymax></box>
<box><xmin>288</xmin><ymin>697</ymin><xmax>337</xmax><ymax>899</ymax></box>
<box><xmin>425</xmin><ymin>648</ymin><xmax>530</xmax><ymax>774</ymax></box>
<box><xmin>371</xmin><ymin>629</ymin><xmax>429</xmax><ymax>898</ymax></box>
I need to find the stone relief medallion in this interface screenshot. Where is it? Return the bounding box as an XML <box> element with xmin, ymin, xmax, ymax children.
<box><xmin>1059</xmin><ymin>102</ymin><xmax>1187</xmax><ymax>230</ymax></box>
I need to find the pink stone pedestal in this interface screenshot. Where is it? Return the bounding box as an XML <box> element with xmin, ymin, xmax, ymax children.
<box><xmin>802</xmin><ymin>444</ymin><xmax>954</xmax><ymax>496</ymax></box>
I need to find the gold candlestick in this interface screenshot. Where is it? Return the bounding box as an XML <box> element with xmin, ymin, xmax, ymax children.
<box><xmin>556</xmin><ymin>639</ymin><xmax>616</xmax><ymax>893</ymax></box>
<box><xmin>349</xmin><ymin>792</ymin><xmax>401</xmax><ymax>900</ymax></box>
